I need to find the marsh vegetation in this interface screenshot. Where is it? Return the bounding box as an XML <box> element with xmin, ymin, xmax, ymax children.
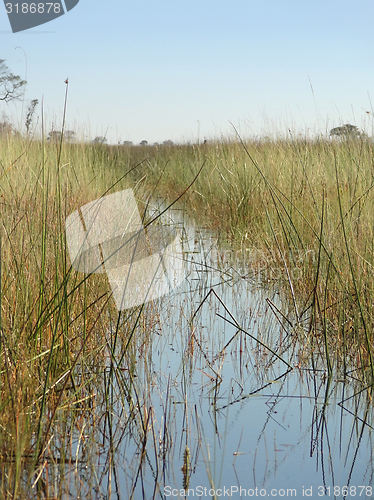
<box><xmin>0</xmin><ymin>131</ymin><xmax>374</xmax><ymax>498</ymax></box>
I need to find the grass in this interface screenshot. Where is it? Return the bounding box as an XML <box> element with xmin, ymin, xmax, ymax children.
<box><xmin>116</xmin><ymin>135</ymin><xmax>374</xmax><ymax>376</ymax></box>
<box><xmin>0</xmin><ymin>133</ymin><xmax>148</xmax><ymax>497</ymax></box>
<box><xmin>0</xmin><ymin>129</ymin><xmax>374</xmax><ymax>497</ymax></box>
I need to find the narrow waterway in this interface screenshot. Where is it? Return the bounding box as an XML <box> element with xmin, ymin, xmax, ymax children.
<box><xmin>65</xmin><ymin>202</ymin><xmax>374</xmax><ymax>499</ymax></box>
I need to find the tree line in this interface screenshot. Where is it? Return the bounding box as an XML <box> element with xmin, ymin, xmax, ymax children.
<box><xmin>1</xmin><ymin>58</ymin><xmax>370</xmax><ymax>143</ymax></box>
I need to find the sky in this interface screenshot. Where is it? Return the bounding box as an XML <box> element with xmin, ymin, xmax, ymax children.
<box><xmin>1</xmin><ymin>0</ymin><xmax>374</xmax><ymax>144</ymax></box>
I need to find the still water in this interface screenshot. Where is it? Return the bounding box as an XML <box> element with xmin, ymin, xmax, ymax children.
<box><xmin>66</xmin><ymin>204</ymin><xmax>374</xmax><ymax>499</ymax></box>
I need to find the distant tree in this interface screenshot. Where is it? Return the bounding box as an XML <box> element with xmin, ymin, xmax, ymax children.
<box><xmin>123</xmin><ymin>140</ymin><xmax>133</xmax><ymax>146</ymax></box>
<box><xmin>163</xmin><ymin>140</ymin><xmax>174</xmax><ymax>146</ymax></box>
<box><xmin>48</xmin><ymin>130</ymin><xmax>62</xmax><ymax>142</ymax></box>
<box><xmin>65</xmin><ymin>130</ymin><xmax>76</xmax><ymax>142</ymax></box>
<box><xmin>0</xmin><ymin>114</ymin><xmax>14</xmax><ymax>136</ymax></box>
<box><xmin>25</xmin><ymin>99</ymin><xmax>38</xmax><ymax>134</ymax></box>
<box><xmin>330</xmin><ymin>124</ymin><xmax>365</xmax><ymax>138</ymax></box>
<box><xmin>47</xmin><ymin>130</ymin><xmax>76</xmax><ymax>142</ymax></box>
<box><xmin>0</xmin><ymin>59</ymin><xmax>27</xmax><ymax>102</ymax></box>
<box><xmin>92</xmin><ymin>136</ymin><xmax>107</xmax><ymax>144</ymax></box>
<box><xmin>140</xmin><ymin>140</ymin><xmax>148</xmax><ymax>146</ymax></box>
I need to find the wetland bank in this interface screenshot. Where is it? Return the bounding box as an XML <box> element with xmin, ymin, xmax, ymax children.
<box><xmin>0</xmin><ymin>132</ymin><xmax>374</xmax><ymax>498</ymax></box>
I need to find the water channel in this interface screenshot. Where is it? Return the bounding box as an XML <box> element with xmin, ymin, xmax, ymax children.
<box><xmin>63</xmin><ymin>201</ymin><xmax>374</xmax><ymax>499</ymax></box>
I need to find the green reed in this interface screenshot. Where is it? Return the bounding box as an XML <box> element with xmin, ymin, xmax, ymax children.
<box><xmin>1</xmin><ymin>128</ymin><xmax>374</xmax><ymax>496</ymax></box>
<box><xmin>117</xmin><ymin>135</ymin><xmax>374</xmax><ymax>377</ymax></box>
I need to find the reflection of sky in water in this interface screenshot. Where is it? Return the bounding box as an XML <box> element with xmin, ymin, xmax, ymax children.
<box><xmin>115</xmin><ymin>202</ymin><xmax>374</xmax><ymax>496</ymax></box>
<box><xmin>66</xmin><ymin>199</ymin><xmax>373</xmax><ymax>498</ymax></box>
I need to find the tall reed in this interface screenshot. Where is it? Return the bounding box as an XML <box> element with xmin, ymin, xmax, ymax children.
<box><xmin>117</xmin><ymin>136</ymin><xmax>374</xmax><ymax>377</ymax></box>
<box><xmin>1</xmin><ymin>129</ymin><xmax>374</xmax><ymax>496</ymax></box>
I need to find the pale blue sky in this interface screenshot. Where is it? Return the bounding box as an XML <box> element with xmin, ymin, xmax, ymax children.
<box><xmin>1</xmin><ymin>0</ymin><xmax>374</xmax><ymax>144</ymax></box>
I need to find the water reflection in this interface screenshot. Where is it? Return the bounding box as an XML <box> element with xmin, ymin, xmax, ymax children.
<box><xmin>54</xmin><ymin>201</ymin><xmax>374</xmax><ymax>498</ymax></box>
